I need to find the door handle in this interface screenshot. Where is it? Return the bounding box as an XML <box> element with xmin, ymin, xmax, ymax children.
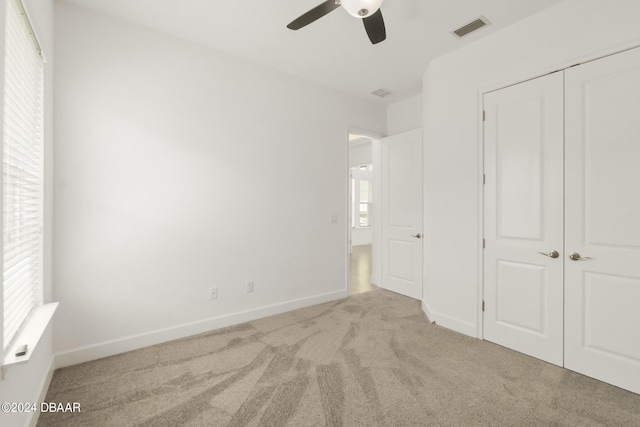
<box><xmin>412</xmin><ymin>233</ymin><xmax>422</xmax><ymax>239</ymax></box>
<box><xmin>569</xmin><ymin>252</ymin><xmax>592</xmax><ymax>261</ymax></box>
<box><xmin>537</xmin><ymin>250</ymin><xmax>559</xmax><ymax>258</ymax></box>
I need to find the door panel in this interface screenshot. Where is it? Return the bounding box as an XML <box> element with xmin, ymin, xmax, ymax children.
<box><xmin>565</xmin><ymin>47</ymin><xmax>640</xmax><ymax>394</ymax></box>
<box><xmin>496</xmin><ymin>96</ymin><xmax>545</xmax><ymax>240</ymax></box>
<box><xmin>483</xmin><ymin>72</ymin><xmax>564</xmax><ymax>366</ymax></box>
<box><xmin>496</xmin><ymin>261</ymin><xmax>546</xmax><ymax>333</ymax></box>
<box><xmin>582</xmin><ymin>273</ymin><xmax>640</xmax><ymax>360</ymax></box>
<box><xmin>381</xmin><ymin>129</ymin><xmax>423</xmax><ymax>300</ymax></box>
<box><xmin>388</xmin><ymin>240</ymin><xmax>413</xmax><ymax>281</ymax></box>
<box><xmin>388</xmin><ymin>143</ymin><xmax>413</xmax><ymax>226</ymax></box>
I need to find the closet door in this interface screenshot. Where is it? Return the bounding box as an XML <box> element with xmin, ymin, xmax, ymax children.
<box><xmin>483</xmin><ymin>72</ymin><xmax>564</xmax><ymax>366</ymax></box>
<box><xmin>565</xmin><ymin>47</ymin><xmax>640</xmax><ymax>394</ymax></box>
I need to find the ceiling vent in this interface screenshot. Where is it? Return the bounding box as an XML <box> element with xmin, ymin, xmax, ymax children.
<box><xmin>452</xmin><ymin>16</ymin><xmax>490</xmax><ymax>38</ymax></box>
<box><xmin>371</xmin><ymin>88</ymin><xmax>392</xmax><ymax>98</ymax></box>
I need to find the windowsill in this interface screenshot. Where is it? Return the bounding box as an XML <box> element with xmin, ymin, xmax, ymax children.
<box><xmin>2</xmin><ymin>302</ymin><xmax>59</xmax><ymax>370</ymax></box>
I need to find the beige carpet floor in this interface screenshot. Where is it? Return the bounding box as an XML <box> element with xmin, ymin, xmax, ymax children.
<box><xmin>39</xmin><ymin>289</ymin><xmax>640</xmax><ymax>426</ymax></box>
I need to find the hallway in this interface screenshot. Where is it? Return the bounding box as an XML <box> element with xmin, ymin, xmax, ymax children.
<box><xmin>348</xmin><ymin>244</ymin><xmax>375</xmax><ymax>295</ymax></box>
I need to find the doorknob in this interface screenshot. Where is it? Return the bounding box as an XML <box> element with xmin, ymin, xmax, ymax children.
<box><xmin>412</xmin><ymin>233</ymin><xmax>422</xmax><ymax>239</ymax></box>
<box><xmin>537</xmin><ymin>250</ymin><xmax>559</xmax><ymax>258</ymax></box>
<box><xmin>569</xmin><ymin>252</ymin><xmax>592</xmax><ymax>261</ymax></box>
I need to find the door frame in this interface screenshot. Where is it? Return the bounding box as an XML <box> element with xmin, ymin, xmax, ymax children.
<box><xmin>346</xmin><ymin>126</ymin><xmax>384</xmax><ymax>294</ymax></box>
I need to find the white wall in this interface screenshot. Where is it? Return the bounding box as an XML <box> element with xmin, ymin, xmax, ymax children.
<box><xmin>0</xmin><ymin>1</ymin><xmax>55</xmax><ymax>426</ymax></box>
<box><xmin>386</xmin><ymin>93</ymin><xmax>422</xmax><ymax>136</ymax></box>
<box><xmin>53</xmin><ymin>2</ymin><xmax>385</xmax><ymax>366</ymax></box>
<box><xmin>423</xmin><ymin>0</ymin><xmax>640</xmax><ymax>336</ymax></box>
<box><xmin>351</xmin><ymin>229</ymin><xmax>372</xmax><ymax>246</ymax></box>
<box><xmin>348</xmin><ymin>143</ymin><xmax>372</xmax><ymax>168</ymax></box>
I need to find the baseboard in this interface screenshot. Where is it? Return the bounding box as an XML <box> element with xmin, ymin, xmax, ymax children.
<box><xmin>55</xmin><ymin>290</ymin><xmax>347</xmax><ymax>368</ymax></box>
<box><xmin>422</xmin><ymin>301</ymin><xmax>478</xmax><ymax>338</ymax></box>
<box><xmin>27</xmin><ymin>356</ymin><xmax>55</xmax><ymax>427</ymax></box>
<box><xmin>421</xmin><ymin>299</ymin><xmax>435</xmax><ymax>323</ymax></box>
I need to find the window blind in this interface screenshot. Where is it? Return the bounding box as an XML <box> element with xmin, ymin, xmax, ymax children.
<box><xmin>3</xmin><ymin>0</ymin><xmax>44</xmax><ymax>350</ymax></box>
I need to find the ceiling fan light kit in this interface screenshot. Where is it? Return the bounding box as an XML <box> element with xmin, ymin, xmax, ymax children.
<box><xmin>340</xmin><ymin>0</ymin><xmax>385</xmax><ymax>18</ymax></box>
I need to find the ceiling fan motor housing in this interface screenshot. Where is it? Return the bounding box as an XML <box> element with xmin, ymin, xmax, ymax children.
<box><xmin>340</xmin><ymin>0</ymin><xmax>384</xmax><ymax>18</ymax></box>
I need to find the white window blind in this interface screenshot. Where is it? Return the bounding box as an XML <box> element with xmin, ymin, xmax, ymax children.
<box><xmin>3</xmin><ymin>0</ymin><xmax>44</xmax><ymax>351</ymax></box>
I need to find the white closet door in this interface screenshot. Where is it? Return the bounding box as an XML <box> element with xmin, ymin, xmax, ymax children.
<box><xmin>483</xmin><ymin>72</ymin><xmax>564</xmax><ymax>366</ymax></box>
<box><xmin>565</xmin><ymin>47</ymin><xmax>640</xmax><ymax>394</ymax></box>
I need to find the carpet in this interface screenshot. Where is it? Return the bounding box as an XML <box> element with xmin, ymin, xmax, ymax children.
<box><xmin>39</xmin><ymin>288</ymin><xmax>640</xmax><ymax>426</ymax></box>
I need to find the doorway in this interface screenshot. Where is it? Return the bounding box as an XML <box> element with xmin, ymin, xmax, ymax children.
<box><xmin>346</xmin><ymin>128</ymin><xmax>424</xmax><ymax>299</ymax></box>
<box><xmin>348</xmin><ymin>132</ymin><xmax>378</xmax><ymax>295</ymax></box>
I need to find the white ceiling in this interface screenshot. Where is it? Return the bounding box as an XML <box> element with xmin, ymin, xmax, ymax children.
<box><xmin>63</xmin><ymin>0</ymin><xmax>564</xmax><ymax>105</ymax></box>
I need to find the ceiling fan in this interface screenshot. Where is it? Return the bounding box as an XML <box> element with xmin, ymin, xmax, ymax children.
<box><xmin>287</xmin><ymin>0</ymin><xmax>386</xmax><ymax>45</ymax></box>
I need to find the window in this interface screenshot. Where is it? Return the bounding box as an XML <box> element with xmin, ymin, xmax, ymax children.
<box><xmin>358</xmin><ymin>180</ymin><xmax>371</xmax><ymax>227</ymax></box>
<box><xmin>2</xmin><ymin>0</ymin><xmax>45</xmax><ymax>351</ymax></box>
<box><xmin>351</xmin><ymin>165</ymin><xmax>373</xmax><ymax>228</ymax></box>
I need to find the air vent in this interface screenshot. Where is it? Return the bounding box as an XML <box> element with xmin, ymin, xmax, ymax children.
<box><xmin>371</xmin><ymin>88</ymin><xmax>392</xmax><ymax>98</ymax></box>
<box><xmin>453</xmin><ymin>16</ymin><xmax>490</xmax><ymax>38</ymax></box>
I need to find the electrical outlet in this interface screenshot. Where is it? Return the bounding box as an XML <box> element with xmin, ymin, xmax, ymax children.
<box><xmin>246</xmin><ymin>281</ymin><xmax>254</xmax><ymax>293</ymax></box>
<box><xmin>209</xmin><ymin>287</ymin><xmax>218</xmax><ymax>300</ymax></box>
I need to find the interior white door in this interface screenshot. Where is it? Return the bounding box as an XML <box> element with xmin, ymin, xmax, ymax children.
<box><xmin>564</xmin><ymin>47</ymin><xmax>640</xmax><ymax>394</ymax></box>
<box><xmin>381</xmin><ymin>129</ymin><xmax>423</xmax><ymax>299</ymax></box>
<box><xmin>483</xmin><ymin>72</ymin><xmax>564</xmax><ymax>366</ymax></box>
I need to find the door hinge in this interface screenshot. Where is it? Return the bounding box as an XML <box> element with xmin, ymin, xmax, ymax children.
<box><xmin>482</xmin><ymin>238</ymin><xmax>485</xmax><ymax>248</ymax></box>
<box><xmin>482</xmin><ymin>300</ymin><xmax>485</xmax><ymax>312</ymax></box>
<box><xmin>482</xmin><ymin>110</ymin><xmax>486</xmax><ymax>121</ymax></box>
<box><xmin>483</xmin><ymin>174</ymin><xmax>486</xmax><ymax>185</ymax></box>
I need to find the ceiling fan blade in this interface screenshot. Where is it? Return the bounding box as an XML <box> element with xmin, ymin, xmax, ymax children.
<box><xmin>362</xmin><ymin>9</ymin><xmax>386</xmax><ymax>44</ymax></box>
<box><xmin>287</xmin><ymin>1</ymin><xmax>341</xmax><ymax>30</ymax></box>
